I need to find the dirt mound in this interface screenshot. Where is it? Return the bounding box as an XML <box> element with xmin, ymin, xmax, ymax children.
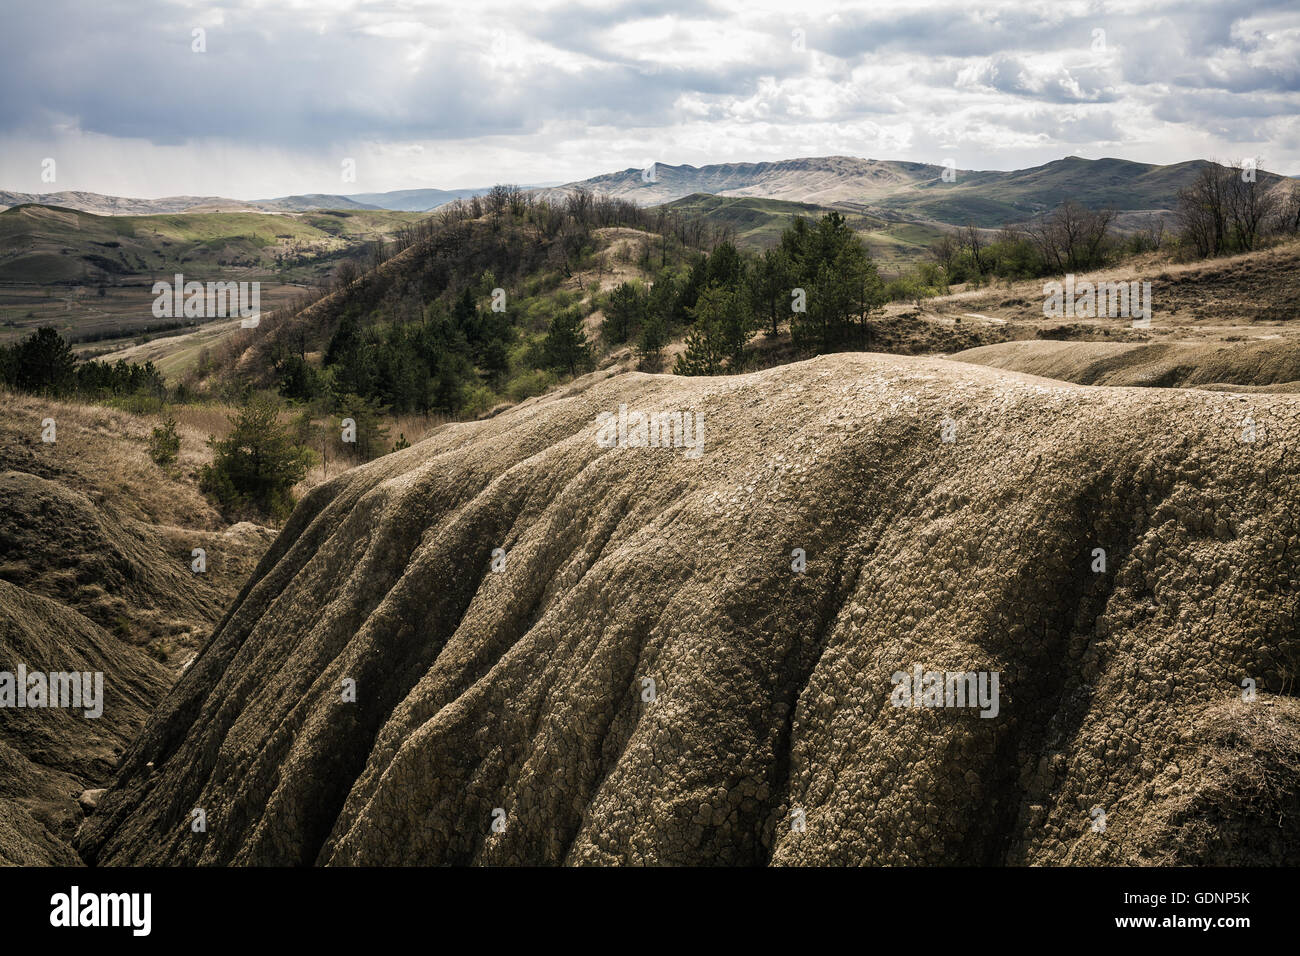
<box><xmin>0</xmin><ymin>471</ymin><xmax>230</xmax><ymax>650</ymax></box>
<box><xmin>0</xmin><ymin>581</ymin><xmax>170</xmax><ymax>863</ymax></box>
<box><xmin>0</xmin><ymin>393</ymin><xmax>277</xmax><ymax>659</ymax></box>
<box><xmin>1148</xmin><ymin>244</ymin><xmax>1300</xmax><ymax>324</ymax></box>
<box><xmin>0</xmin><ymin>800</ymin><xmax>81</xmax><ymax>866</ymax></box>
<box><xmin>952</xmin><ymin>338</ymin><xmax>1300</xmax><ymax>390</ymax></box>
<box><xmin>0</xmin><ymin>392</ymin><xmax>276</xmax><ymax>863</ymax></box>
<box><xmin>79</xmin><ymin>354</ymin><xmax>1300</xmax><ymax>865</ymax></box>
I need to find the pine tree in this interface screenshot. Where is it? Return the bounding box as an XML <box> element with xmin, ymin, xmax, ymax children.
<box><xmin>15</xmin><ymin>327</ymin><xmax>77</xmax><ymax>393</ymax></box>
<box><xmin>749</xmin><ymin>247</ymin><xmax>790</xmax><ymax>337</ymax></box>
<box><xmin>543</xmin><ymin>308</ymin><xmax>591</xmax><ymax>375</ymax></box>
<box><xmin>200</xmin><ymin>397</ymin><xmax>311</xmax><ymax>520</ymax></box>
<box><xmin>637</xmin><ymin>311</ymin><xmax>668</xmax><ymax>369</ymax></box>
<box><xmin>604</xmin><ymin>281</ymin><xmax>644</xmax><ymax>344</ymax></box>
<box><xmin>674</xmin><ymin>284</ymin><xmax>751</xmax><ymax>375</ymax></box>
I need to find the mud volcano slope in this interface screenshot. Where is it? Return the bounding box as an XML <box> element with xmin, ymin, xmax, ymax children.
<box><xmin>80</xmin><ymin>355</ymin><xmax>1300</xmax><ymax>866</ymax></box>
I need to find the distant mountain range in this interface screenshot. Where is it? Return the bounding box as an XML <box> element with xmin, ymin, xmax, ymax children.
<box><xmin>541</xmin><ymin>155</ymin><xmax>1294</xmax><ymax>227</ymax></box>
<box><xmin>0</xmin><ymin>184</ymin><xmax>548</xmax><ymax>217</ymax></box>
<box><xmin>538</xmin><ymin>155</ymin><xmax>935</xmax><ymax>207</ymax></box>
<box><xmin>335</xmin><ymin>187</ymin><xmax>514</xmax><ymax>212</ymax></box>
<box><xmin>0</xmin><ymin>191</ymin><xmax>262</xmax><ymax>216</ymax></box>
<box><xmin>2</xmin><ymin>157</ymin><xmax>1290</xmax><ymax>228</ymax></box>
<box><xmin>254</xmin><ymin>187</ymin><xmax>525</xmax><ymax>213</ymax></box>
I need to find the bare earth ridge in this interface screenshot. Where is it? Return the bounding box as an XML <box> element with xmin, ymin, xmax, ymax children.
<box><xmin>79</xmin><ymin>354</ymin><xmax>1300</xmax><ymax>865</ymax></box>
<box><xmin>0</xmin><ymin>393</ymin><xmax>277</xmax><ymax>863</ymax></box>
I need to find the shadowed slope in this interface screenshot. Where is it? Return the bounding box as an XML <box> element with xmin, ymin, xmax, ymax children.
<box><xmin>0</xmin><ymin>581</ymin><xmax>170</xmax><ymax>864</ymax></box>
<box><xmin>953</xmin><ymin>339</ymin><xmax>1300</xmax><ymax>391</ymax></box>
<box><xmin>0</xmin><ymin>392</ymin><xmax>276</xmax><ymax>863</ymax></box>
<box><xmin>80</xmin><ymin>355</ymin><xmax>1300</xmax><ymax>865</ymax></box>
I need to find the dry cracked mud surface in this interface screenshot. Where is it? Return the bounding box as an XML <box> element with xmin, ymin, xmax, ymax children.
<box><xmin>79</xmin><ymin>354</ymin><xmax>1300</xmax><ymax>865</ymax></box>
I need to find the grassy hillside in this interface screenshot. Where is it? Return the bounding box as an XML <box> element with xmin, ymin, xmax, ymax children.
<box><xmin>0</xmin><ymin>203</ymin><xmax>420</xmax><ymax>283</ymax></box>
<box><xmin>659</xmin><ymin>194</ymin><xmax>836</xmax><ymax>247</ymax></box>
<box><xmin>0</xmin><ymin>387</ymin><xmax>279</xmax><ymax>862</ymax></box>
<box><xmin>659</xmin><ymin>193</ymin><xmax>946</xmax><ymax>271</ymax></box>
<box><xmin>875</xmin><ymin>157</ymin><xmax>1293</xmax><ymax>226</ymax></box>
<box><xmin>0</xmin><ymin>204</ymin><xmax>422</xmax><ymax>346</ymax></box>
<box><xmin>554</xmin><ymin>155</ymin><xmax>1294</xmax><ymax>230</ymax></box>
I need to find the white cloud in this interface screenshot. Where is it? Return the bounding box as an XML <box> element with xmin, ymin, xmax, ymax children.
<box><xmin>0</xmin><ymin>0</ymin><xmax>1296</xmax><ymax>197</ymax></box>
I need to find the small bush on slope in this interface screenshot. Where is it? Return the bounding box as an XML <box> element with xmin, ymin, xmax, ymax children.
<box><xmin>200</xmin><ymin>397</ymin><xmax>311</xmax><ymax>521</ymax></box>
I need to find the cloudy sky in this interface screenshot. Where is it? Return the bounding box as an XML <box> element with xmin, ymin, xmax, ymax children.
<box><xmin>1</xmin><ymin>0</ymin><xmax>1297</xmax><ymax>198</ymax></box>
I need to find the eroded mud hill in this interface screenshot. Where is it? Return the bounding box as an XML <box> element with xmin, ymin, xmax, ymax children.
<box><xmin>953</xmin><ymin>339</ymin><xmax>1300</xmax><ymax>391</ymax></box>
<box><xmin>80</xmin><ymin>355</ymin><xmax>1300</xmax><ymax>865</ymax></box>
<box><xmin>0</xmin><ymin>581</ymin><xmax>169</xmax><ymax>864</ymax></box>
<box><xmin>0</xmin><ymin>395</ymin><xmax>275</xmax><ymax>863</ymax></box>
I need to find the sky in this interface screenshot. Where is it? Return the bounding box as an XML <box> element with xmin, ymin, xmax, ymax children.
<box><xmin>1</xmin><ymin>0</ymin><xmax>1297</xmax><ymax>199</ymax></box>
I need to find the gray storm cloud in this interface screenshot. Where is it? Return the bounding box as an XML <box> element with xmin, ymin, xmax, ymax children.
<box><xmin>0</xmin><ymin>0</ymin><xmax>1296</xmax><ymax>195</ymax></box>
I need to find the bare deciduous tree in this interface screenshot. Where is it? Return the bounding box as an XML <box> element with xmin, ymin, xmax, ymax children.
<box><xmin>486</xmin><ymin>184</ymin><xmax>511</xmax><ymax>222</ymax></box>
<box><xmin>1274</xmin><ymin>181</ymin><xmax>1300</xmax><ymax>236</ymax></box>
<box><xmin>1176</xmin><ymin>163</ymin><xmax>1229</xmax><ymax>257</ymax></box>
<box><xmin>564</xmin><ymin>187</ymin><xmax>594</xmax><ymax>227</ymax></box>
<box><xmin>1027</xmin><ymin>201</ymin><xmax>1115</xmax><ymax>274</ymax></box>
<box><xmin>928</xmin><ymin>231</ymin><xmax>961</xmax><ymax>274</ymax></box>
<box><xmin>963</xmin><ymin>222</ymin><xmax>986</xmax><ymax>276</ymax></box>
<box><xmin>334</xmin><ymin>259</ymin><xmax>361</xmax><ymax>289</ymax></box>
<box><xmin>1225</xmin><ymin>160</ymin><xmax>1279</xmax><ymax>252</ymax></box>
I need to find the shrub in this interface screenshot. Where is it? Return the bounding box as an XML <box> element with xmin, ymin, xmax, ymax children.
<box><xmin>200</xmin><ymin>397</ymin><xmax>311</xmax><ymax>521</ymax></box>
<box><xmin>504</xmin><ymin>368</ymin><xmax>556</xmax><ymax>402</ymax></box>
<box><xmin>148</xmin><ymin>418</ymin><xmax>181</xmax><ymax>468</ymax></box>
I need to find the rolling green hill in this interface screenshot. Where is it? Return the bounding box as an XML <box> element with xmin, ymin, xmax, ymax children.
<box><xmin>554</xmin><ymin>155</ymin><xmax>1294</xmax><ymax>229</ymax></box>
<box><xmin>0</xmin><ymin>204</ymin><xmax>421</xmax><ymax>284</ymax></box>
<box><xmin>0</xmin><ymin>204</ymin><xmax>423</xmax><ymax>345</ymax></box>
<box><xmin>658</xmin><ymin>193</ymin><xmax>946</xmax><ymax>271</ymax></box>
<box><xmin>856</xmin><ymin>157</ymin><xmax>1292</xmax><ymax>227</ymax></box>
<box><xmin>658</xmin><ymin>194</ymin><xmax>844</xmax><ymax>247</ymax></box>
